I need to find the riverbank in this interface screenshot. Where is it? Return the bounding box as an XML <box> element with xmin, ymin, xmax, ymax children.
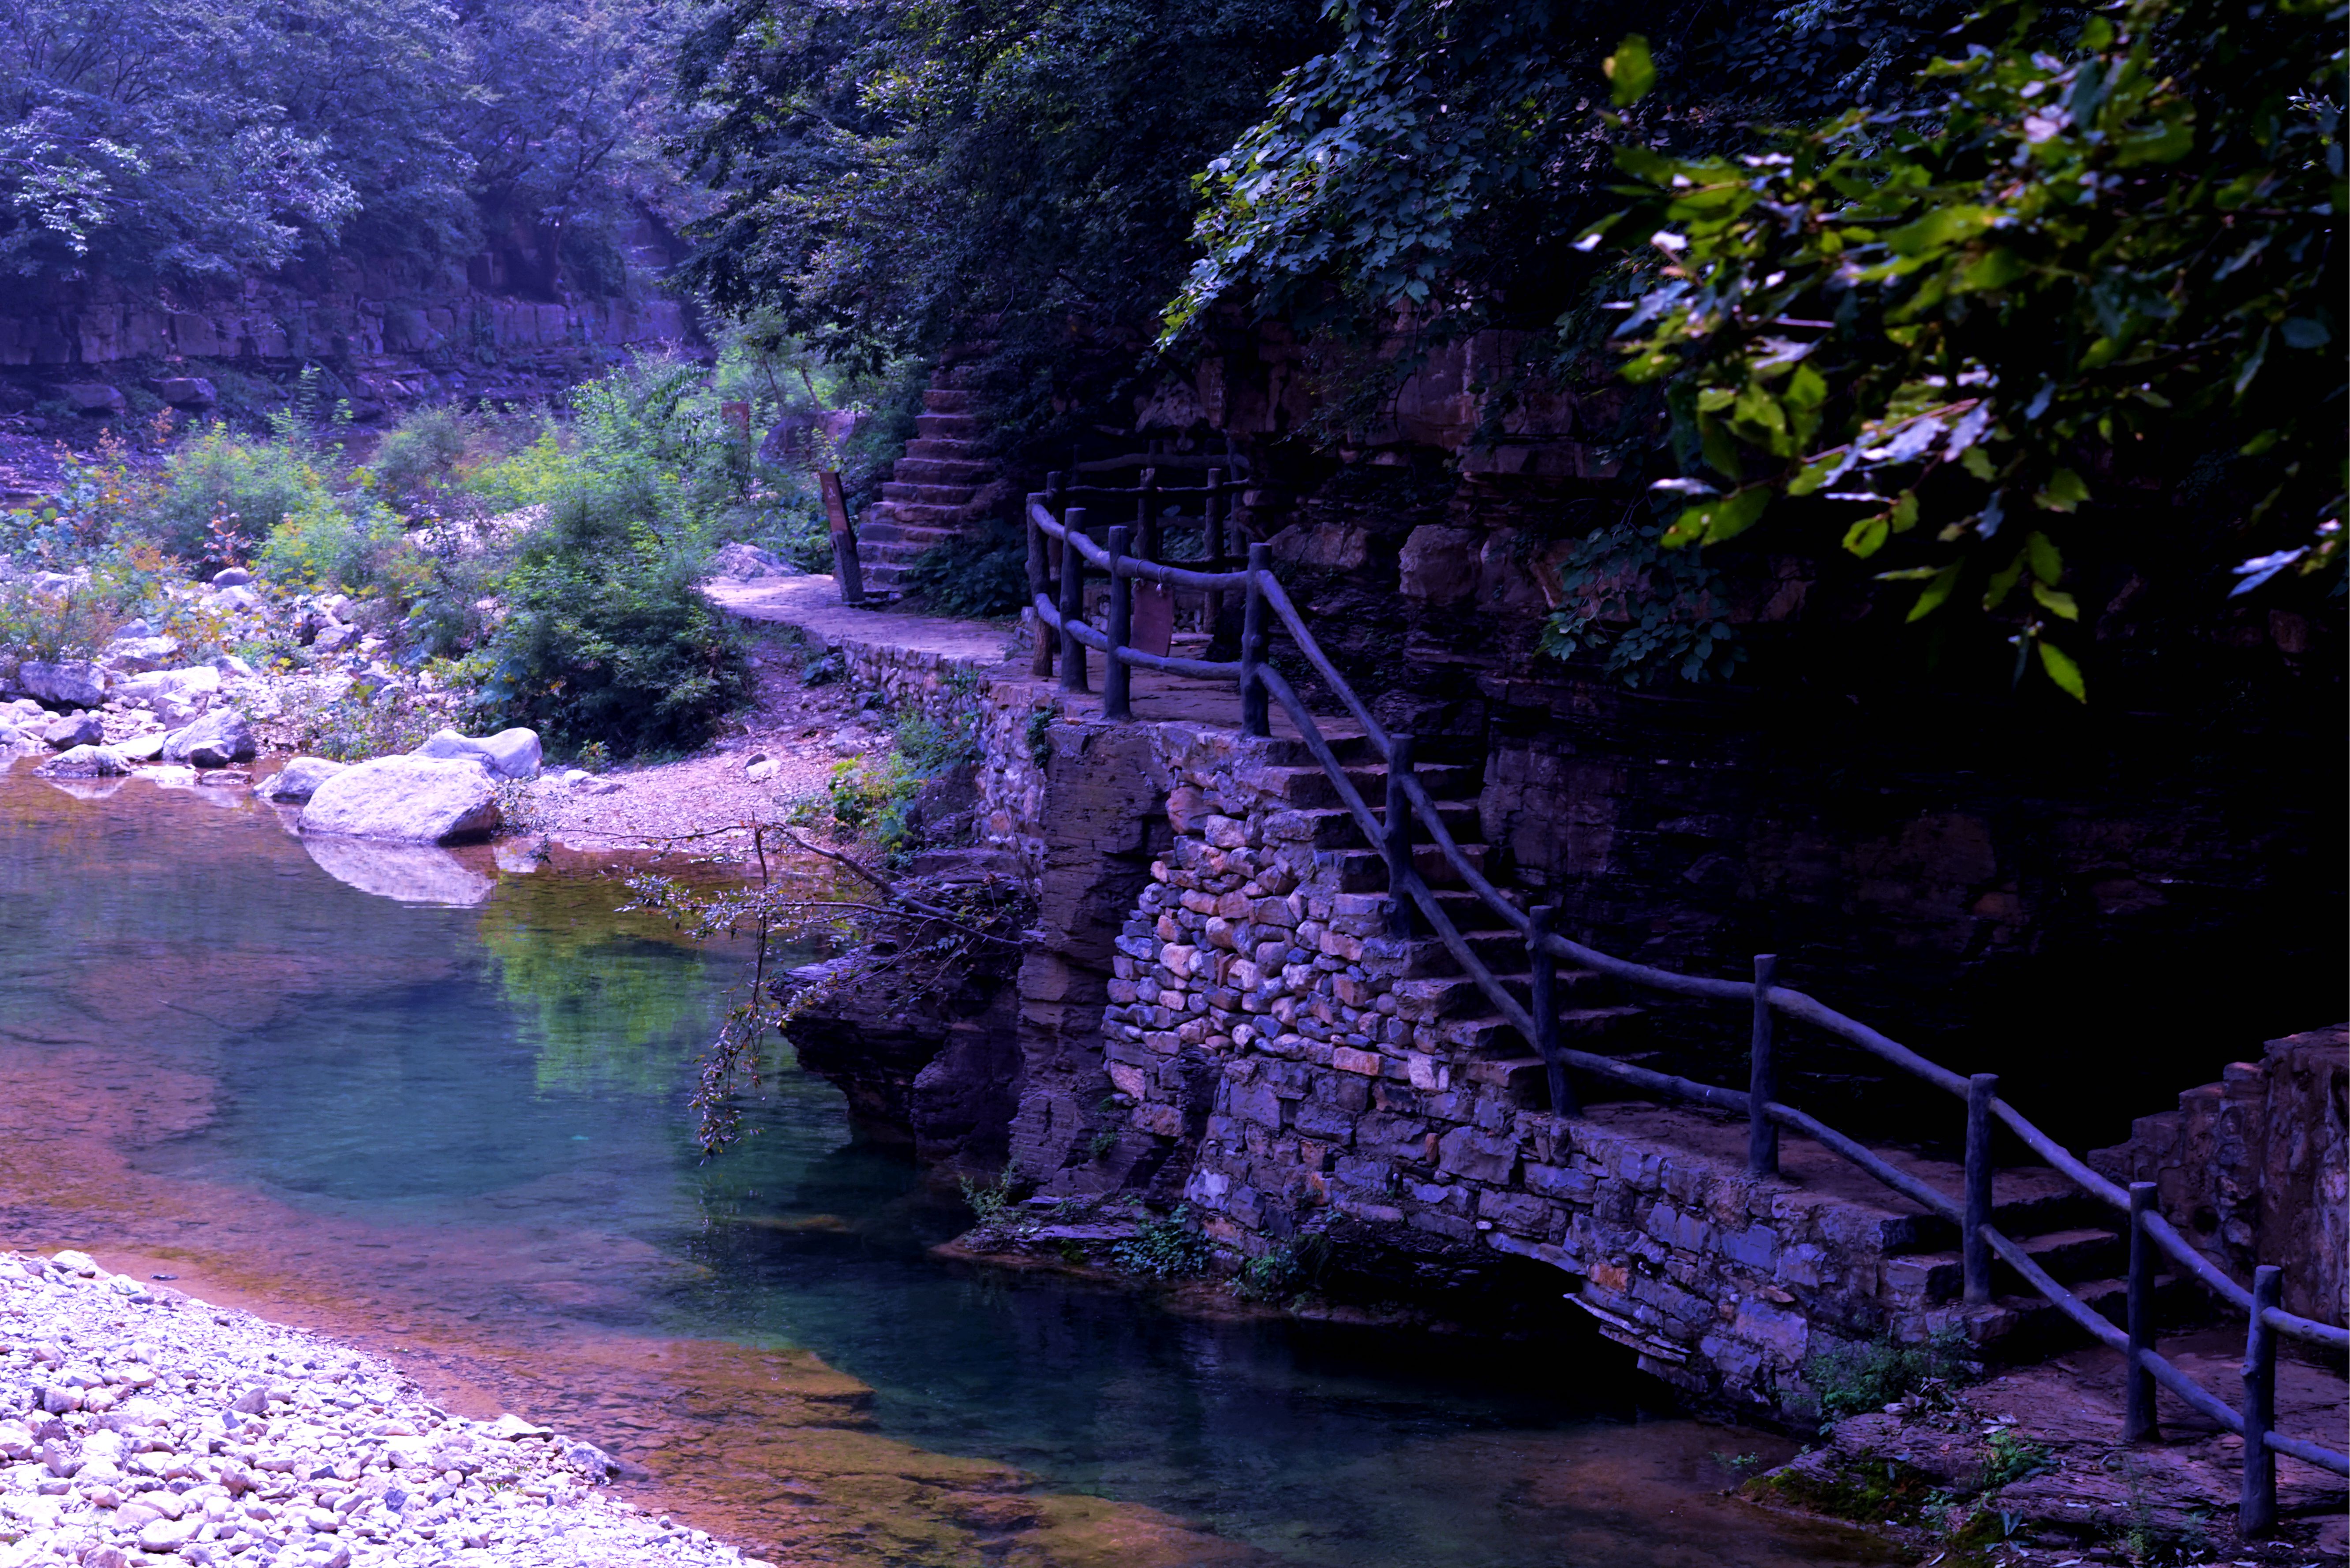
<box><xmin>0</xmin><ymin>1247</ymin><xmax>759</xmax><ymax>1568</ymax></box>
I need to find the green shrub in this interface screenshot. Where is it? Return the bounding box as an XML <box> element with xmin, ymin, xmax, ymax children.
<box><xmin>1805</xmin><ymin>1329</ymin><xmax>1973</xmax><ymax>1420</ymax></box>
<box><xmin>258</xmin><ymin>492</ymin><xmax>420</xmax><ymax>597</ymax></box>
<box><xmin>369</xmin><ymin>406</ymin><xmax>473</xmax><ymax>501</ymax></box>
<box><xmin>470</xmin><ymin>478</ymin><xmax>752</xmax><ymax>758</ymax></box>
<box><xmin>140</xmin><ymin>424</ymin><xmax>330</xmax><ymax>566</ymax></box>
<box><xmin>460</xmin><ymin>424</ymin><xmax>582</xmax><ymax>511</ymax></box>
<box><xmin>1111</xmin><ymin>1206</ymin><xmax>1215</xmax><ymax>1278</ymax></box>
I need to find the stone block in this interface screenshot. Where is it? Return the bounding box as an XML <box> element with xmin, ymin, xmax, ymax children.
<box><xmin>1231</xmin><ymin>1082</ymin><xmax>1284</xmax><ymax>1129</ymax></box>
<box><xmin>1732</xmin><ymin>1299</ymin><xmax>1811</xmax><ymax>1366</ymax></box>
<box><xmin>1292</xmin><ymin>1102</ymin><xmax>1355</xmax><ymax>1144</ymax></box>
<box><xmin>1721</xmin><ymin>1223</ymin><xmax>1781</xmax><ymax>1271</ymax></box>
<box><xmin>1331</xmin><ymin>1045</ymin><xmax>1383</xmax><ymax>1076</ymax></box>
<box><xmin>1436</xmin><ymin>1125</ymin><xmax>1518</xmax><ymax>1183</ymax></box>
<box><xmin>1408</xmin><ymin>1210</ymin><xmax>1476</xmax><ymax>1241</ymax></box>
<box><xmin>1523</xmin><ymin>1162</ymin><xmax>1598</xmax><ymax>1203</ymax></box>
<box><xmin>1132</xmin><ymin>1103</ymin><xmax>1185</xmax><ymax>1139</ymax></box>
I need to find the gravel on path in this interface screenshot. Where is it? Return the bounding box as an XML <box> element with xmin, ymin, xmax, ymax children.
<box><xmin>0</xmin><ymin>1250</ymin><xmax>770</xmax><ymax>1568</ymax></box>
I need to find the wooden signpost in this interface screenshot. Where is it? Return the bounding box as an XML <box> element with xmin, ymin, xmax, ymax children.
<box><xmin>820</xmin><ymin>468</ymin><xmax>864</xmax><ymax>606</ymax></box>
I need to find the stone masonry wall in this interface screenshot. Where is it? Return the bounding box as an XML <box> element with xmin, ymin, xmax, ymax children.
<box><xmin>789</xmin><ymin>623</ymin><xmax>1986</xmax><ymax>1413</ymax></box>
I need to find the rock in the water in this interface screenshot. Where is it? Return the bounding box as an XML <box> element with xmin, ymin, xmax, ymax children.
<box><xmin>112</xmin><ymin>730</ymin><xmax>166</xmax><ymax>762</ymax></box>
<box><xmin>42</xmin><ymin>712</ymin><xmax>102</xmax><ymax>749</ymax></box>
<box><xmin>34</xmin><ymin>745</ymin><xmax>127</xmax><ymax>778</ymax></box>
<box><xmin>415</xmin><ymin>726</ymin><xmax>541</xmax><ymax>780</ymax></box>
<box><xmin>300</xmin><ymin>834</ymin><xmax>497</xmax><ymax>905</ymax></box>
<box><xmin>162</xmin><ymin>708</ymin><xmax>256</xmax><ymax>767</ymax></box>
<box><xmin>258</xmin><ymin>755</ymin><xmax>348</xmax><ymax>802</ymax></box>
<box><xmin>299</xmin><ymin>754</ymin><xmax>502</xmax><ymax>844</ymax></box>
<box><xmin>15</xmin><ymin>659</ymin><xmax>108</xmax><ymax>707</ymax></box>
<box><xmin>709</xmin><ymin>541</ymin><xmax>794</xmax><ymax>580</ymax></box>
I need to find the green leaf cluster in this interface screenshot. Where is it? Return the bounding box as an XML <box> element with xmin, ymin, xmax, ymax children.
<box><xmin>1587</xmin><ymin>0</ymin><xmax>2343</xmax><ymax>698</ymax></box>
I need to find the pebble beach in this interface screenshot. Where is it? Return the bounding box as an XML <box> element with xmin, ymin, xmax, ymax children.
<box><xmin>0</xmin><ymin>1250</ymin><xmax>763</xmax><ymax>1568</ymax></box>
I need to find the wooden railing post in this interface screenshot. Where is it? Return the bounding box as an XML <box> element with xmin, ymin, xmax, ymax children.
<box><xmin>1239</xmin><ymin>542</ymin><xmax>1270</xmax><ymax>737</ymax></box>
<box><xmin>1383</xmin><ymin>735</ymin><xmax>1418</xmax><ymax>937</ymax></box>
<box><xmin>2241</xmin><ymin>1264</ymin><xmax>2281</xmax><ymax>1537</ymax></box>
<box><xmin>1204</xmin><ymin>468</ymin><xmax>1227</xmax><ymax>631</ymax></box>
<box><xmin>1030</xmin><ymin>475</ymin><xmax>1060</xmax><ymax>678</ymax></box>
<box><xmin>1531</xmin><ymin>904</ymin><xmax>1578</xmax><ymax>1118</ymax></box>
<box><xmin>2124</xmin><ymin>1180</ymin><xmax>2160</xmax><ymax>1442</ymax></box>
<box><xmin>1748</xmin><ymin>953</ymin><xmax>1779</xmax><ymax>1178</ymax></box>
<box><xmin>1059</xmin><ymin>505</ymin><xmax>1089</xmax><ymax>694</ymax></box>
<box><xmin>1137</xmin><ymin>470</ymin><xmax>1161</xmax><ymax>564</ymax></box>
<box><xmin>1104</xmin><ymin>524</ymin><xmax>1133</xmax><ymax>722</ymax></box>
<box><xmin>1964</xmin><ymin>1072</ymin><xmax>1998</xmax><ymax>1304</ymax></box>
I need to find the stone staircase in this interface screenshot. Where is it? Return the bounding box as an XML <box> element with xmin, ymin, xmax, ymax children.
<box><xmin>1255</xmin><ymin>735</ymin><xmax>2203</xmax><ymax>1361</ymax></box>
<box><xmin>857</xmin><ymin>360</ymin><xmax>1001</xmax><ymax>599</ymax></box>
<box><xmin>1259</xmin><ymin>741</ymin><xmax>1650</xmax><ymax>1094</ymax></box>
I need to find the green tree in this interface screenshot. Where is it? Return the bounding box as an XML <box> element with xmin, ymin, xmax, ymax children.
<box><xmin>670</xmin><ymin>0</ymin><xmax>1325</xmax><ymax>403</ymax></box>
<box><xmin>1583</xmin><ymin>0</ymin><xmax>2342</xmax><ymax>697</ymax></box>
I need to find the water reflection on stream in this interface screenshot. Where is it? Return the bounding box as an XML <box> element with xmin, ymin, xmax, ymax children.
<box><xmin>0</xmin><ymin>762</ymin><xmax>1890</xmax><ymax>1568</ymax></box>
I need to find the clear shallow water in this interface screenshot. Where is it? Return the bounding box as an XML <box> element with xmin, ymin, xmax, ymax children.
<box><xmin>0</xmin><ymin>763</ymin><xmax>1888</xmax><ymax>1568</ymax></box>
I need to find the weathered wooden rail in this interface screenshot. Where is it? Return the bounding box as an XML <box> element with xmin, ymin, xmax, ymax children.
<box><xmin>1023</xmin><ymin>480</ymin><xmax>2347</xmax><ymax>1527</ymax></box>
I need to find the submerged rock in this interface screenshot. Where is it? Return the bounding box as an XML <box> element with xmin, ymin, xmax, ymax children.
<box><xmin>299</xmin><ymin>754</ymin><xmax>502</xmax><ymax>844</ymax></box>
<box><xmin>162</xmin><ymin>708</ymin><xmax>256</xmax><ymax>767</ymax></box>
<box><xmin>258</xmin><ymin>755</ymin><xmax>349</xmax><ymax>803</ymax></box>
<box><xmin>415</xmin><ymin>726</ymin><xmax>542</xmax><ymax>780</ymax></box>
<box><xmin>34</xmin><ymin>745</ymin><xmax>127</xmax><ymax>778</ymax></box>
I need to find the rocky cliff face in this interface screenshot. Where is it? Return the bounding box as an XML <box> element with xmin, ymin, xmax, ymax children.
<box><xmin>0</xmin><ymin>213</ymin><xmax>692</xmax><ymax>423</ymax></box>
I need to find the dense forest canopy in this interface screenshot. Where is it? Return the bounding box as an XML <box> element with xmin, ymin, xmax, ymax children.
<box><xmin>0</xmin><ymin>0</ymin><xmax>679</xmax><ymax>290</ymax></box>
<box><xmin>3</xmin><ymin>0</ymin><xmax>2337</xmax><ymax>697</ymax></box>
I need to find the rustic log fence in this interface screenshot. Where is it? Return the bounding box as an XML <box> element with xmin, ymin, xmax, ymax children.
<box><xmin>1023</xmin><ymin>478</ymin><xmax>2347</xmax><ymax>1525</ymax></box>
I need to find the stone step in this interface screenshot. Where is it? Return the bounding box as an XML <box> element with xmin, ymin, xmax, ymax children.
<box><xmin>894</xmin><ymin>456</ymin><xmax>995</xmax><ymax>486</ymax></box>
<box><xmin>1436</xmin><ymin>1005</ymin><xmax>1646</xmax><ymax>1058</ymax></box>
<box><xmin>1881</xmin><ymin>1226</ymin><xmax>2129</xmax><ymax>1308</ymax></box>
<box><xmin>858</xmin><ymin>520</ymin><xmax>964</xmax><ymax>549</ymax></box>
<box><xmin>1290</xmin><ymin>801</ymin><xmax>1482</xmax><ymax>850</ymax></box>
<box><xmin>1267</xmin><ymin>761</ymin><xmax>1482</xmax><ymax>808</ymax></box>
<box><xmin>1973</xmin><ymin>1272</ymin><xmax>2208</xmax><ymax>1362</ymax></box>
<box><xmin>861</xmin><ymin>561</ymin><xmax>919</xmax><ymax>589</ymax></box>
<box><xmin>915</xmin><ymin>412</ymin><xmax>982</xmax><ymax>440</ymax></box>
<box><xmin>905</xmin><ymin>437</ymin><xmax>986</xmax><ymax>462</ymax></box>
<box><xmin>1424</xmin><ymin>889</ymin><xmax>1524</xmax><ymax>933</ymax></box>
<box><xmin>1882</xmin><ymin>1190</ymin><xmax>2119</xmax><ymax>1257</ymax></box>
<box><xmin>1394</xmin><ymin>931</ymin><xmax>1539</xmax><ymax>978</ymax></box>
<box><xmin>1392</xmin><ymin>968</ymin><xmax>1616</xmax><ymax>1022</ymax></box>
<box><xmin>867</xmin><ymin>501</ymin><xmax>976</xmax><ymax>528</ymax></box>
<box><xmin>881</xmin><ymin>481</ymin><xmax>980</xmax><ymax>505</ymax></box>
<box><xmin>924</xmin><ymin>388</ymin><xmax>975</xmax><ymax>414</ymax></box>
<box><xmin>1334</xmin><ymin>840</ymin><xmax>1492</xmax><ymax>892</ymax></box>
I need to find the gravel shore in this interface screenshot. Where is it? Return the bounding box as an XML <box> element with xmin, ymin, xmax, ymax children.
<box><xmin>0</xmin><ymin>1251</ymin><xmax>763</xmax><ymax>1568</ymax></box>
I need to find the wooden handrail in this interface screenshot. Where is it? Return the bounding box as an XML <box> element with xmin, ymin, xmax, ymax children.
<box><xmin>1020</xmin><ymin>485</ymin><xmax>2349</xmax><ymax>1508</ymax></box>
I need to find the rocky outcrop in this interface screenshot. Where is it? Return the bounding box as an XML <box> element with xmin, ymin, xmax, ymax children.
<box><xmin>299</xmin><ymin>754</ymin><xmax>502</xmax><ymax>844</ymax></box>
<box><xmin>13</xmin><ymin>660</ymin><xmax>107</xmax><ymax>708</ymax></box>
<box><xmin>2090</xmin><ymin>1025</ymin><xmax>2349</xmax><ymax>1327</ymax></box>
<box><xmin>415</xmin><ymin>726</ymin><xmax>542</xmax><ymax>780</ymax></box>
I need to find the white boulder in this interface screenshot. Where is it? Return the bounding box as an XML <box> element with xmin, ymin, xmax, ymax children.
<box><xmin>299</xmin><ymin>754</ymin><xmax>502</xmax><ymax>844</ymax></box>
<box><xmin>258</xmin><ymin>755</ymin><xmax>348</xmax><ymax>803</ymax></box>
<box><xmin>161</xmin><ymin>709</ymin><xmax>255</xmax><ymax>767</ymax></box>
<box><xmin>415</xmin><ymin>726</ymin><xmax>541</xmax><ymax>780</ymax></box>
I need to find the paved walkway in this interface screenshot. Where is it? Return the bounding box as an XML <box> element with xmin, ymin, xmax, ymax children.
<box><xmin>707</xmin><ymin>574</ymin><xmax>1358</xmax><ymax>742</ymax></box>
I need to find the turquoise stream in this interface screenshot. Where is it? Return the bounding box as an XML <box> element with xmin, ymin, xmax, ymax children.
<box><xmin>0</xmin><ymin>763</ymin><xmax>1886</xmax><ymax>1568</ymax></box>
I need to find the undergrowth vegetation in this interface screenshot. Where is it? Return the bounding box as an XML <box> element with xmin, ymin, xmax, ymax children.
<box><xmin>0</xmin><ymin>332</ymin><xmax>911</xmax><ymax>758</ymax></box>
